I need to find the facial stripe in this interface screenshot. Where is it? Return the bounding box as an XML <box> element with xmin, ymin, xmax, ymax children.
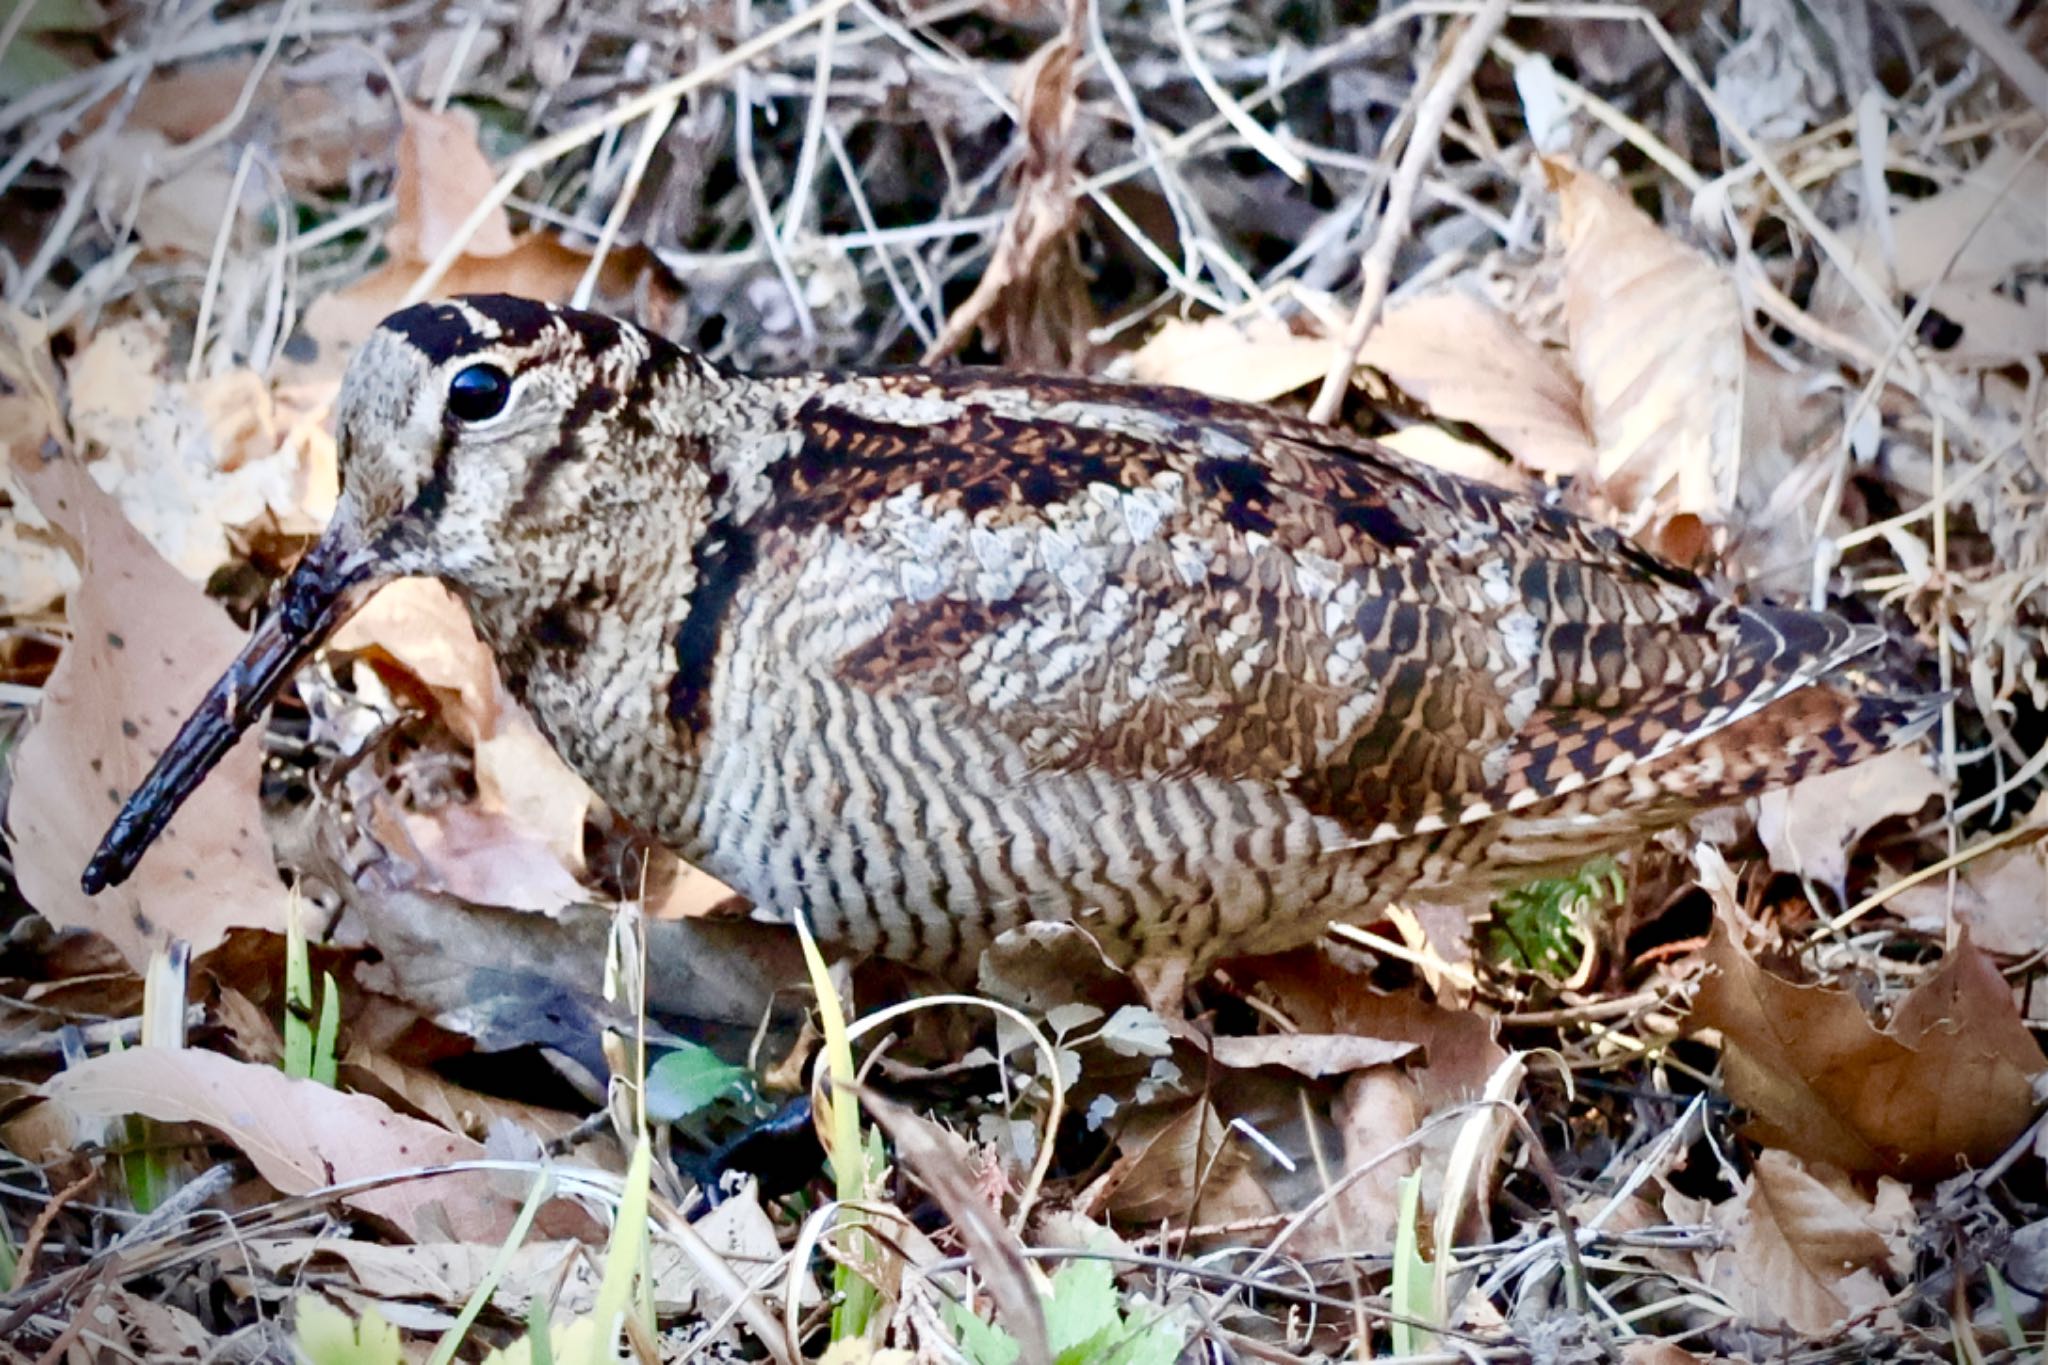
<box><xmin>668</xmin><ymin>519</ymin><xmax>758</xmax><ymax>729</ymax></box>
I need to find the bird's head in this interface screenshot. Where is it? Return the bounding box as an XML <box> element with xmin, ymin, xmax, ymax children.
<box><xmin>81</xmin><ymin>294</ymin><xmax>718</xmax><ymax>893</ymax></box>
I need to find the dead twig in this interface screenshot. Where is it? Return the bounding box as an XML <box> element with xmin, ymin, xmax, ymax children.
<box><xmin>1308</xmin><ymin>0</ymin><xmax>1512</xmax><ymax>423</ymax></box>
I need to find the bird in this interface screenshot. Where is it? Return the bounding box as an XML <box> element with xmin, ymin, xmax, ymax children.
<box><xmin>81</xmin><ymin>293</ymin><xmax>1934</xmax><ymax>986</ymax></box>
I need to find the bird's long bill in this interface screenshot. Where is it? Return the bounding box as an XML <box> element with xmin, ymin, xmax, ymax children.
<box><xmin>79</xmin><ymin>525</ymin><xmax>387</xmax><ymax>894</ymax></box>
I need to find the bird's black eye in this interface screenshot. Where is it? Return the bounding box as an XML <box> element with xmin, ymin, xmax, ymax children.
<box><xmin>446</xmin><ymin>363</ymin><xmax>511</xmax><ymax>422</ymax></box>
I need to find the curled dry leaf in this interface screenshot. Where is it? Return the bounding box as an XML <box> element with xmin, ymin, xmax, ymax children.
<box><xmin>1755</xmin><ymin>748</ymin><xmax>1942</xmax><ymax>896</ymax></box>
<box><xmin>1690</xmin><ymin>921</ymin><xmax>2047</xmax><ymax>1180</ymax></box>
<box><xmin>1126</xmin><ymin>291</ymin><xmax>1592</xmax><ymax>485</ymax></box>
<box><xmin>1095</xmin><ymin>1097</ymin><xmax>1276</xmax><ymax>1229</ymax></box>
<box><xmin>65</xmin><ymin>320</ymin><xmax>327</xmax><ymax>581</ymax></box>
<box><xmin>43</xmin><ymin>1045</ymin><xmax>593</xmax><ymax>1243</ymax></box>
<box><xmin>923</xmin><ymin>3</ymin><xmax>1093</xmax><ymax>370</ymax></box>
<box><xmin>6</xmin><ymin>452</ymin><xmax>289</xmax><ymax>971</ymax></box>
<box><xmin>1544</xmin><ymin>157</ymin><xmax>1743</xmax><ymax>557</ymax></box>
<box><xmin>334</xmin><ymin>578</ymin><xmax>593</xmax><ymax>879</ymax></box>
<box><xmin>1290</xmin><ymin>1067</ymin><xmax>1420</xmax><ymax>1256</ymax></box>
<box><xmin>1891</xmin><ymin>832</ymin><xmax>2048</xmax><ymax>957</ymax></box>
<box><xmin>1204</xmin><ymin>1032</ymin><xmax>1415</xmax><ymax>1077</ymax></box>
<box><xmin>246</xmin><ymin>1188</ymin><xmax>780</xmax><ymax>1315</ymax></box>
<box><xmin>383</xmin><ymin>102</ymin><xmax>517</xmax><ymax>264</ymax></box>
<box><xmin>1690</xmin><ymin>1149</ymin><xmax>1911</xmax><ymax>1336</ymax></box>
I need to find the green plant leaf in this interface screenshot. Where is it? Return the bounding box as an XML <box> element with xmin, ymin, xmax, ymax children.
<box><xmin>946</xmin><ymin>1299</ymin><xmax>1023</xmax><ymax>1365</ymax></box>
<box><xmin>644</xmin><ymin>1042</ymin><xmax>750</xmax><ymax>1121</ymax></box>
<box><xmin>295</xmin><ymin>1295</ymin><xmax>405</xmax><ymax>1365</ymax></box>
<box><xmin>1046</xmin><ymin>1258</ymin><xmax>1121</xmax><ymax>1362</ymax></box>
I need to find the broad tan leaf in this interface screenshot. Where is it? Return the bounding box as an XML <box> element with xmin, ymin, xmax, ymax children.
<box><xmin>384</xmin><ymin>102</ymin><xmax>516</xmax><ymax>264</ymax></box>
<box><xmin>334</xmin><ymin>579</ymin><xmax>593</xmax><ymax>877</ymax></box>
<box><xmin>1695</xmin><ymin>1150</ymin><xmax>1905</xmax><ymax>1336</ymax></box>
<box><xmin>1892</xmin><ymin>835</ymin><xmax>2048</xmax><ymax>957</ymax></box>
<box><xmin>1545</xmin><ymin>157</ymin><xmax>1743</xmax><ymax>554</ymax></box>
<box><xmin>43</xmin><ymin>1046</ymin><xmax>591</xmax><ymax>1242</ymax></box>
<box><xmin>1128</xmin><ymin>293</ymin><xmax>1593</xmax><ymax>485</ymax></box>
<box><xmin>245</xmin><ymin>1189</ymin><xmax>781</xmax><ymax>1313</ymax></box>
<box><xmin>6</xmin><ymin>452</ymin><xmax>288</xmax><ymax>970</ymax></box>
<box><xmin>1125</xmin><ymin>314</ymin><xmax>1331</xmax><ymax>404</ymax></box>
<box><xmin>1691</xmin><ymin>922</ymin><xmax>2046</xmax><ymax>1179</ymax></box>
<box><xmin>1756</xmin><ymin>749</ymin><xmax>1942</xmax><ymax>894</ymax></box>
<box><xmin>1204</xmin><ymin>1032</ymin><xmax>1415</xmax><ymax>1077</ymax></box>
<box><xmin>1097</xmin><ymin>1098</ymin><xmax>1276</xmax><ymax>1228</ymax></box>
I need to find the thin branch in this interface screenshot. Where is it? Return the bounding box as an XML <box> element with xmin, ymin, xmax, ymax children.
<box><xmin>1307</xmin><ymin>0</ymin><xmax>1512</xmax><ymax>423</ymax></box>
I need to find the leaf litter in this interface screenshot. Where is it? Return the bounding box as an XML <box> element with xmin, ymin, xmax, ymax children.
<box><xmin>0</xmin><ymin>1</ymin><xmax>2044</xmax><ymax>1362</ymax></box>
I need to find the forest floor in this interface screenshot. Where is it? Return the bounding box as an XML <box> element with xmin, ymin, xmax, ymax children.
<box><xmin>0</xmin><ymin>0</ymin><xmax>2045</xmax><ymax>1360</ymax></box>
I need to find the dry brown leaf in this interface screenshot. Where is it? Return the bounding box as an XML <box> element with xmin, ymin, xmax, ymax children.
<box><xmin>91</xmin><ymin>129</ymin><xmax>257</xmax><ymax>258</ymax></box>
<box><xmin>334</xmin><ymin>578</ymin><xmax>593</xmax><ymax>877</ymax></box>
<box><xmin>298</xmin><ymin>234</ymin><xmax>661</xmax><ymax>371</ymax></box>
<box><xmin>1291</xmin><ymin>1067</ymin><xmax>1420</xmax><ymax>1256</ymax></box>
<box><xmin>1124</xmin><ymin>314</ymin><xmax>1331</xmax><ymax>404</ymax></box>
<box><xmin>118</xmin><ymin>55</ymin><xmax>385</xmax><ymax>192</ymax></box>
<box><xmin>1620</xmin><ymin>1347</ymin><xmax>1712</xmax><ymax>1365</ymax></box>
<box><xmin>245</xmin><ymin>1188</ymin><xmax>779</xmax><ymax>1314</ymax></box>
<box><xmin>1691</xmin><ymin>921</ymin><xmax>2046</xmax><ymax>1179</ymax></box>
<box><xmin>1756</xmin><ymin>749</ymin><xmax>1942</xmax><ymax>894</ymax></box>
<box><xmin>384</xmin><ymin>103</ymin><xmax>516</xmax><ymax>264</ymax></box>
<box><xmin>1359</xmin><ymin>290</ymin><xmax>1596</xmax><ymax>479</ymax></box>
<box><xmin>89</xmin><ymin>1290</ymin><xmax>215</xmax><ymax>1361</ymax></box>
<box><xmin>1096</xmin><ymin>1098</ymin><xmax>1276</xmax><ymax>1228</ymax></box>
<box><xmin>340</xmin><ymin>1044</ymin><xmax>589</xmax><ymax>1146</ymax></box>
<box><xmin>6</xmin><ymin>452</ymin><xmax>289</xmax><ymax>971</ymax></box>
<box><xmin>64</xmin><ymin>321</ymin><xmax>323</xmax><ymax>580</ymax></box>
<box><xmin>1241</xmin><ymin>947</ymin><xmax>1508</xmax><ymax>1105</ymax></box>
<box><xmin>1544</xmin><ymin>157</ymin><xmax>1743</xmax><ymax>555</ymax></box>
<box><xmin>1204</xmin><ymin>1032</ymin><xmax>1415</xmax><ymax>1077</ymax></box>
<box><xmin>1127</xmin><ymin>292</ymin><xmax>1590</xmax><ymax>485</ymax></box>
<box><xmin>923</xmin><ymin>5</ymin><xmax>1093</xmax><ymax>369</ymax></box>
<box><xmin>1892</xmin><ymin>836</ymin><xmax>2048</xmax><ymax>957</ymax></box>
<box><xmin>1693</xmin><ymin>1149</ymin><xmax>1907</xmax><ymax>1336</ymax></box>
<box><xmin>1817</xmin><ymin>142</ymin><xmax>2048</xmax><ymax>366</ymax></box>
<box><xmin>43</xmin><ymin>1046</ymin><xmax>590</xmax><ymax>1242</ymax></box>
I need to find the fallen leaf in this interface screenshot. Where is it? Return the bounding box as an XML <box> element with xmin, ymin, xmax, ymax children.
<box><xmin>64</xmin><ymin>322</ymin><xmax>322</xmax><ymax>580</ymax></box>
<box><xmin>5</xmin><ymin>451</ymin><xmax>289</xmax><ymax>971</ymax></box>
<box><xmin>43</xmin><ymin>1046</ymin><xmax>589</xmax><ymax>1242</ymax></box>
<box><xmin>246</xmin><ymin>1187</ymin><xmax>781</xmax><ymax>1314</ymax></box>
<box><xmin>1127</xmin><ymin>292</ymin><xmax>1593</xmax><ymax>484</ymax></box>
<box><xmin>92</xmin><ymin>128</ymin><xmax>258</xmax><ymax>258</ymax></box>
<box><xmin>1693</xmin><ymin>1149</ymin><xmax>1906</xmax><ymax>1336</ymax></box>
<box><xmin>1357</xmin><ymin>289</ymin><xmax>1596</xmax><ymax>480</ymax></box>
<box><xmin>1690</xmin><ymin>921</ymin><xmax>2047</xmax><ymax>1179</ymax></box>
<box><xmin>1816</xmin><ymin>143</ymin><xmax>2048</xmax><ymax>367</ymax></box>
<box><xmin>384</xmin><ymin>102</ymin><xmax>516</xmax><ymax>264</ymax></box>
<box><xmin>298</xmin><ymin>234</ymin><xmax>663</xmax><ymax>372</ymax></box>
<box><xmin>1096</xmin><ymin>1098</ymin><xmax>1276</xmax><ymax>1229</ymax></box>
<box><xmin>340</xmin><ymin>1043</ymin><xmax>588</xmax><ymax>1145</ymax></box>
<box><xmin>1544</xmin><ymin>157</ymin><xmax>1744</xmax><ymax>554</ymax></box>
<box><xmin>333</xmin><ymin>578</ymin><xmax>592</xmax><ymax>877</ymax></box>
<box><xmin>1205</xmin><ymin>1033</ymin><xmax>1416</xmax><ymax>1077</ymax></box>
<box><xmin>1124</xmin><ymin>314</ymin><xmax>1331</xmax><ymax>404</ymax></box>
<box><xmin>1291</xmin><ymin>1067</ymin><xmax>1420</xmax><ymax>1256</ymax></box>
<box><xmin>1893</xmin><ymin>835</ymin><xmax>2048</xmax><ymax>957</ymax></box>
<box><xmin>402</xmin><ymin>805</ymin><xmax>586</xmax><ymax>914</ymax></box>
<box><xmin>1756</xmin><ymin>749</ymin><xmax>1942</xmax><ymax>895</ymax></box>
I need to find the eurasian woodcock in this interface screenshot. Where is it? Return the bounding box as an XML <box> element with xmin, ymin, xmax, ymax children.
<box><xmin>82</xmin><ymin>294</ymin><xmax>1934</xmax><ymax>980</ymax></box>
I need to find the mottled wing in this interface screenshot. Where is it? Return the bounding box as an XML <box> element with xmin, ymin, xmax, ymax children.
<box><xmin>771</xmin><ymin>371</ymin><xmax>1899</xmax><ymax>842</ymax></box>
